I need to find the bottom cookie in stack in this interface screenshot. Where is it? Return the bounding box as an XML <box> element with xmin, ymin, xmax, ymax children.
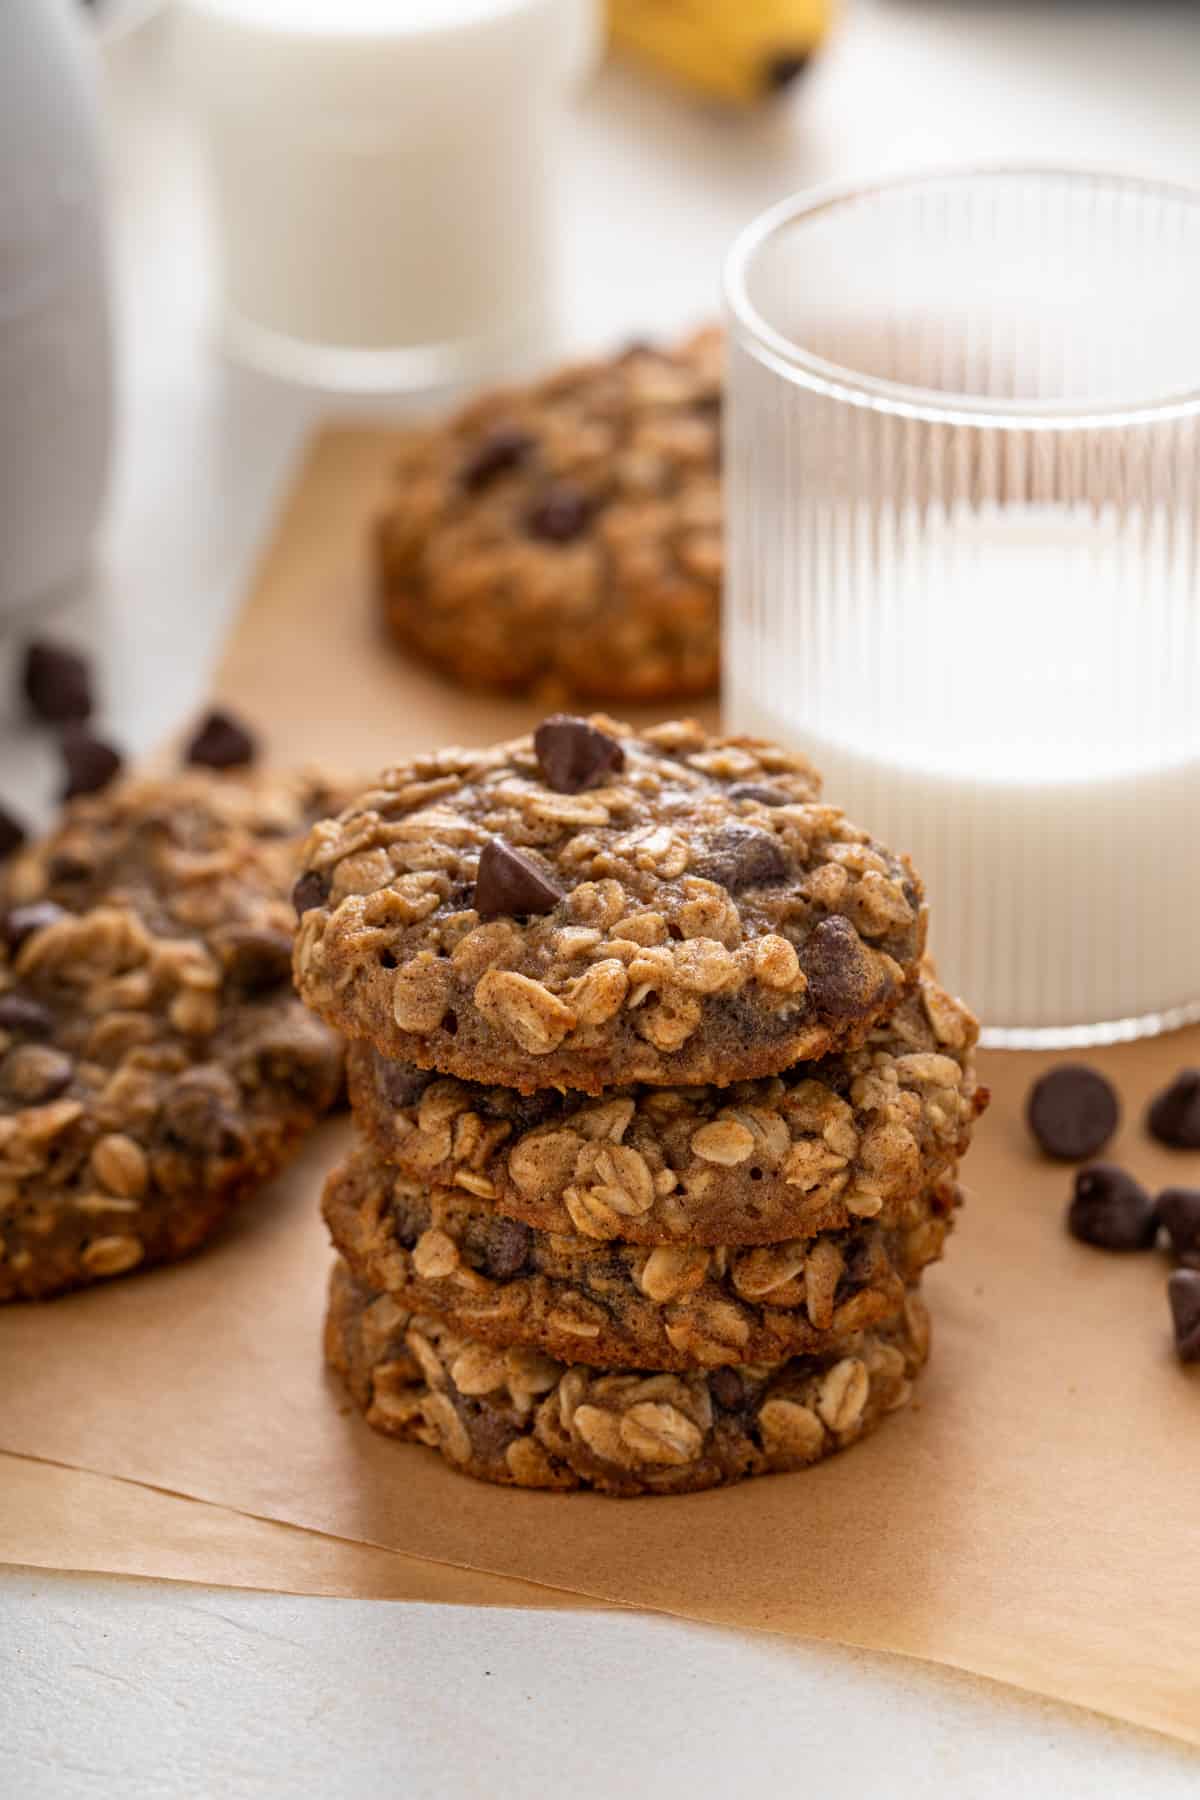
<box><xmin>325</xmin><ymin>1257</ymin><xmax>931</xmax><ymax>1497</ymax></box>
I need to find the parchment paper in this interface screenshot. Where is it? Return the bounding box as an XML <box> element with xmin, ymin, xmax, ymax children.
<box><xmin>2</xmin><ymin>427</ymin><xmax>1197</xmax><ymax>1746</ymax></box>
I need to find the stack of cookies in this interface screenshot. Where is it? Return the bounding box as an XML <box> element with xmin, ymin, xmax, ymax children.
<box><xmin>294</xmin><ymin>716</ymin><xmax>984</xmax><ymax>1496</ymax></box>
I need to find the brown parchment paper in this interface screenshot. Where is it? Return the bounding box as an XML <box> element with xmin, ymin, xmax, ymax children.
<box><xmin>2</xmin><ymin>427</ymin><xmax>1198</xmax><ymax>1746</ymax></box>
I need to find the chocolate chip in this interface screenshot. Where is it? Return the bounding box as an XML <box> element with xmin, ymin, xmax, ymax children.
<box><xmin>459</xmin><ymin>1397</ymin><xmax>515</xmax><ymax>1463</ymax></box>
<box><xmin>460</xmin><ymin>426</ymin><xmax>535</xmax><ymax>491</ymax></box>
<box><xmin>0</xmin><ymin>995</ymin><xmax>54</xmax><ymax>1038</ymax></box>
<box><xmin>534</xmin><ymin>715</ymin><xmax>625</xmax><ymax>794</ymax></box>
<box><xmin>184</xmin><ymin>707</ymin><xmax>258</xmax><ymax>770</ymax></box>
<box><xmin>473</xmin><ymin>837</ymin><xmax>560</xmax><ymax>919</ymax></box>
<box><xmin>710</xmin><ymin>1367</ymin><xmax>744</xmax><ymax>1412</ymax></box>
<box><xmin>292</xmin><ymin>869</ymin><xmax>330</xmax><ymax>918</ymax></box>
<box><xmin>696</xmin><ymin>824</ymin><xmax>788</xmax><ymax>892</ymax></box>
<box><xmin>1067</xmin><ymin>1163</ymin><xmax>1158</xmax><ymax>1251</ymax></box>
<box><xmin>218</xmin><ymin>926</ymin><xmax>293</xmax><ymax>994</ymax></box>
<box><xmin>1</xmin><ymin>1044</ymin><xmax>74</xmax><ymax>1104</ymax></box>
<box><xmin>250</xmin><ymin>1019</ymin><xmax>342</xmax><ymax>1108</ymax></box>
<box><xmin>161</xmin><ymin>1073</ymin><xmax>244</xmax><ymax>1155</ymax></box>
<box><xmin>1157</xmin><ymin>1189</ymin><xmax>1200</xmax><ymax>1268</ymax></box>
<box><xmin>801</xmin><ymin>916</ymin><xmax>881</xmax><ymax>1020</ymax></box>
<box><xmin>479</xmin><ymin>1217</ymin><xmax>531</xmax><ymax>1280</ymax></box>
<box><xmin>726</xmin><ymin>783</ymin><xmax>785</xmax><ymax>807</ymax></box>
<box><xmin>764</xmin><ymin>50</ymin><xmax>812</xmax><ymax>92</ymax></box>
<box><xmin>376</xmin><ymin>1057</ymin><xmax>430</xmax><ymax>1111</ymax></box>
<box><xmin>0</xmin><ymin>804</ymin><xmax>27</xmax><ymax>861</ymax></box>
<box><xmin>1168</xmin><ymin>1269</ymin><xmax>1200</xmax><ymax>1362</ymax></box>
<box><xmin>1026</xmin><ymin>1064</ymin><xmax>1119</xmax><ymax>1161</ymax></box>
<box><xmin>3</xmin><ymin>901</ymin><xmax>68</xmax><ymax>954</ymax></box>
<box><xmin>60</xmin><ymin>726</ymin><xmax>122</xmax><ymax>800</ymax></box>
<box><xmin>1147</xmin><ymin>1071</ymin><xmax>1200</xmax><ymax>1149</ymax></box>
<box><xmin>22</xmin><ymin>639</ymin><xmax>92</xmax><ymax>723</ymax></box>
<box><xmin>527</xmin><ymin>484</ymin><xmax>591</xmax><ymax>543</ymax></box>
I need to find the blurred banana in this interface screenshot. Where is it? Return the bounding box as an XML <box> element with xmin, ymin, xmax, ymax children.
<box><xmin>609</xmin><ymin>0</ymin><xmax>835</xmax><ymax>105</ymax></box>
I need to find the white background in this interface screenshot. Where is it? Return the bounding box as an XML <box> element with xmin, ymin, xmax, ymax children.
<box><xmin>4</xmin><ymin>3</ymin><xmax>1200</xmax><ymax>1791</ymax></box>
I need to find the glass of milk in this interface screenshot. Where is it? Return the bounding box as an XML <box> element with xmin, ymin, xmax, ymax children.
<box><xmin>174</xmin><ymin>0</ymin><xmax>600</xmax><ymax>391</ymax></box>
<box><xmin>723</xmin><ymin>168</ymin><xmax>1200</xmax><ymax>1046</ymax></box>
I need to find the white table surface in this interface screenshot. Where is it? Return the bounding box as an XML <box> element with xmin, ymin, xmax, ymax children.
<box><xmin>4</xmin><ymin>4</ymin><xmax>1200</xmax><ymax>1792</ymax></box>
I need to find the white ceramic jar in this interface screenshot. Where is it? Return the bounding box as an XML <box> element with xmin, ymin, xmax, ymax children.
<box><xmin>0</xmin><ymin>0</ymin><xmax>113</xmax><ymax>622</ymax></box>
<box><xmin>175</xmin><ymin>0</ymin><xmax>601</xmax><ymax>391</ymax></box>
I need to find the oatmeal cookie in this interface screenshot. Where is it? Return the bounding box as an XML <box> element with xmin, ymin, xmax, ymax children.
<box><xmin>374</xmin><ymin>330</ymin><xmax>722</xmax><ymax>702</ymax></box>
<box><xmin>347</xmin><ymin>966</ymin><xmax>982</xmax><ymax>1246</ymax></box>
<box><xmin>294</xmin><ymin>716</ymin><xmax>926</xmax><ymax>1093</ymax></box>
<box><xmin>0</xmin><ymin>771</ymin><xmax>346</xmax><ymax>1301</ymax></box>
<box><xmin>326</xmin><ymin>1257</ymin><xmax>930</xmax><ymax>1495</ymax></box>
<box><xmin>322</xmin><ymin>1145</ymin><xmax>956</xmax><ymax>1370</ymax></box>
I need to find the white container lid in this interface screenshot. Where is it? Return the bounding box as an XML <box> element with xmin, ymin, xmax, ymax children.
<box><xmin>175</xmin><ymin>0</ymin><xmax>600</xmax><ymax>137</ymax></box>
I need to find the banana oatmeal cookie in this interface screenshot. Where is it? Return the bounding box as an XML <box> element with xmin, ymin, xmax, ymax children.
<box><xmin>347</xmin><ymin>965</ymin><xmax>982</xmax><ymax>1246</ymax></box>
<box><xmin>325</xmin><ymin>1257</ymin><xmax>930</xmax><ymax>1495</ymax></box>
<box><xmin>322</xmin><ymin>1145</ymin><xmax>956</xmax><ymax>1369</ymax></box>
<box><xmin>374</xmin><ymin>330</ymin><xmax>722</xmax><ymax>702</ymax></box>
<box><xmin>293</xmin><ymin>716</ymin><xmax>927</xmax><ymax>1093</ymax></box>
<box><xmin>0</xmin><ymin>771</ymin><xmax>346</xmax><ymax>1300</ymax></box>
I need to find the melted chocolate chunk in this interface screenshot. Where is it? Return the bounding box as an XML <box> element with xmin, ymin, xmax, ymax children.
<box><xmin>710</xmin><ymin>1367</ymin><xmax>745</xmax><ymax>1412</ymax></box>
<box><xmin>473</xmin><ymin>837</ymin><xmax>560</xmax><ymax>919</ymax></box>
<box><xmin>479</xmin><ymin>1217</ymin><xmax>531</xmax><ymax>1280</ymax></box>
<box><xmin>376</xmin><ymin>1058</ymin><xmax>431</xmax><ymax>1112</ymax></box>
<box><xmin>533</xmin><ymin>715</ymin><xmax>625</xmax><ymax>794</ymax></box>
<box><xmin>460</xmin><ymin>426</ymin><xmax>535</xmax><ymax>491</ymax></box>
<box><xmin>801</xmin><ymin>916</ymin><xmax>882</xmax><ymax>1020</ymax></box>
<box><xmin>161</xmin><ymin>1075</ymin><xmax>244</xmax><ymax>1156</ymax></box>
<box><xmin>695</xmin><ymin>824</ymin><xmax>788</xmax><ymax>892</ymax></box>
<box><xmin>292</xmin><ymin>869</ymin><xmax>330</xmax><ymax>918</ymax></box>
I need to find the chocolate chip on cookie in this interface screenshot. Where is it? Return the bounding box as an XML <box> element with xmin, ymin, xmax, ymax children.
<box><xmin>292</xmin><ymin>869</ymin><xmax>331</xmax><ymax>918</ymax></box>
<box><xmin>185</xmin><ymin>707</ymin><xmax>258</xmax><ymax>770</ymax></box>
<box><xmin>1147</xmin><ymin>1071</ymin><xmax>1200</xmax><ymax>1150</ymax></box>
<box><xmin>473</xmin><ymin>837</ymin><xmax>561</xmax><ymax>920</ymax></box>
<box><xmin>534</xmin><ymin>715</ymin><xmax>625</xmax><ymax>794</ymax></box>
<box><xmin>1067</xmin><ymin>1164</ymin><xmax>1157</xmax><ymax>1251</ymax></box>
<box><xmin>23</xmin><ymin>639</ymin><xmax>93</xmax><ymax>723</ymax></box>
<box><xmin>460</xmin><ymin>426</ymin><xmax>536</xmax><ymax>491</ymax></box>
<box><xmin>1026</xmin><ymin>1064</ymin><xmax>1119</xmax><ymax>1161</ymax></box>
<box><xmin>527</xmin><ymin>484</ymin><xmax>591</xmax><ymax>543</ymax></box>
<box><xmin>0</xmin><ymin>995</ymin><xmax>55</xmax><ymax>1038</ymax></box>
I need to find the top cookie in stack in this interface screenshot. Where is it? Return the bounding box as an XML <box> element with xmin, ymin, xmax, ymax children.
<box><xmin>292</xmin><ymin>714</ymin><xmax>927</xmax><ymax>1094</ymax></box>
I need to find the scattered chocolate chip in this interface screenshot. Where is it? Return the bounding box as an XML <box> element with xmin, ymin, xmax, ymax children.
<box><xmin>1147</xmin><ymin>1071</ymin><xmax>1200</xmax><ymax>1150</ymax></box>
<box><xmin>726</xmin><ymin>783</ymin><xmax>785</xmax><ymax>806</ymax></box>
<box><xmin>292</xmin><ymin>869</ymin><xmax>330</xmax><ymax>918</ymax></box>
<box><xmin>473</xmin><ymin>837</ymin><xmax>560</xmax><ymax>919</ymax></box>
<box><xmin>801</xmin><ymin>916</ymin><xmax>881</xmax><ymax>1020</ymax></box>
<box><xmin>1158</xmin><ymin>1189</ymin><xmax>1200</xmax><ymax>1268</ymax></box>
<box><xmin>460</xmin><ymin>426</ymin><xmax>535</xmax><ymax>491</ymax></box>
<box><xmin>764</xmin><ymin>50</ymin><xmax>812</xmax><ymax>92</ymax></box>
<box><xmin>3</xmin><ymin>901</ymin><xmax>68</xmax><ymax>954</ymax></box>
<box><xmin>0</xmin><ymin>995</ymin><xmax>54</xmax><ymax>1037</ymax></box>
<box><xmin>710</xmin><ymin>1367</ymin><xmax>744</xmax><ymax>1411</ymax></box>
<box><xmin>1026</xmin><ymin>1064</ymin><xmax>1119</xmax><ymax>1161</ymax></box>
<box><xmin>59</xmin><ymin>726</ymin><xmax>122</xmax><ymax>800</ymax></box>
<box><xmin>1067</xmin><ymin>1163</ymin><xmax>1158</xmax><ymax>1252</ymax></box>
<box><xmin>218</xmin><ymin>926</ymin><xmax>293</xmax><ymax>994</ymax></box>
<box><xmin>533</xmin><ymin>715</ymin><xmax>625</xmax><ymax>794</ymax></box>
<box><xmin>376</xmin><ymin>1057</ymin><xmax>430</xmax><ymax>1111</ymax></box>
<box><xmin>22</xmin><ymin>639</ymin><xmax>93</xmax><ymax>723</ymax></box>
<box><xmin>1168</xmin><ymin>1269</ymin><xmax>1200</xmax><ymax>1362</ymax></box>
<box><xmin>0</xmin><ymin>804</ymin><xmax>27</xmax><ymax>861</ymax></box>
<box><xmin>479</xmin><ymin>1217</ymin><xmax>531</xmax><ymax>1280</ymax></box>
<box><xmin>161</xmin><ymin>1073</ymin><xmax>244</xmax><ymax>1155</ymax></box>
<box><xmin>1</xmin><ymin>1043</ymin><xmax>74</xmax><ymax>1104</ymax></box>
<box><xmin>185</xmin><ymin>707</ymin><xmax>258</xmax><ymax>770</ymax></box>
<box><xmin>696</xmin><ymin>823</ymin><xmax>788</xmax><ymax>892</ymax></box>
<box><xmin>526</xmin><ymin>484</ymin><xmax>591</xmax><ymax>543</ymax></box>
